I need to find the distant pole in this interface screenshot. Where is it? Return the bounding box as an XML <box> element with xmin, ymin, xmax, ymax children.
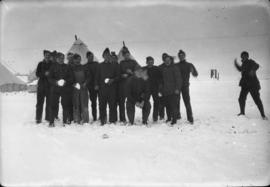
<box><xmin>75</xmin><ymin>35</ymin><xmax>78</xmax><ymax>40</ymax></box>
<box><xmin>123</xmin><ymin>41</ymin><xmax>126</xmax><ymax>47</ymax></box>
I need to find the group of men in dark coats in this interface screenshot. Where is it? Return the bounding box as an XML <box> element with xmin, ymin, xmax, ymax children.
<box><xmin>35</xmin><ymin>48</ymin><xmax>267</xmax><ymax>127</ymax></box>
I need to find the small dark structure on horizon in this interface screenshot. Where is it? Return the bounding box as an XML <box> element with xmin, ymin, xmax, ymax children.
<box><xmin>210</xmin><ymin>69</ymin><xmax>219</xmax><ymax>80</ymax></box>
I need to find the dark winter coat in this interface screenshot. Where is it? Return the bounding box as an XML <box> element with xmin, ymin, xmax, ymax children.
<box><xmin>235</xmin><ymin>59</ymin><xmax>261</xmax><ymax>90</ymax></box>
<box><xmin>84</xmin><ymin>61</ymin><xmax>99</xmax><ymax>89</ymax></box>
<box><xmin>126</xmin><ymin>76</ymin><xmax>150</xmax><ymax>104</ymax></box>
<box><xmin>95</xmin><ymin>61</ymin><xmax>119</xmax><ymax>89</ymax></box>
<box><xmin>48</xmin><ymin>63</ymin><xmax>72</xmax><ymax>88</ymax></box>
<box><xmin>119</xmin><ymin>59</ymin><xmax>139</xmax><ymax>81</ymax></box>
<box><xmin>36</xmin><ymin>60</ymin><xmax>53</xmax><ymax>87</ymax></box>
<box><xmin>160</xmin><ymin>64</ymin><xmax>182</xmax><ymax>96</ymax></box>
<box><xmin>176</xmin><ymin>60</ymin><xmax>198</xmax><ymax>87</ymax></box>
<box><xmin>71</xmin><ymin>64</ymin><xmax>91</xmax><ymax>86</ymax></box>
<box><xmin>142</xmin><ymin>65</ymin><xmax>162</xmax><ymax>92</ymax></box>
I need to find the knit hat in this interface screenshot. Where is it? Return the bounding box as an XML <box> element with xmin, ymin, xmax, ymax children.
<box><xmin>102</xmin><ymin>48</ymin><xmax>110</xmax><ymax>57</ymax></box>
<box><xmin>178</xmin><ymin>50</ymin><xmax>185</xmax><ymax>55</ymax></box>
<box><xmin>43</xmin><ymin>50</ymin><xmax>50</xmax><ymax>55</ymax></box>
<box><xmin>146</xmin><ymin>56</ymin><xmax>154</xmax><ymax>61</ymax></box>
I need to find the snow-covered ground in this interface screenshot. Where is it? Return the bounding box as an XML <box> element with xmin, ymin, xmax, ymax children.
<box><xmin>1</xmin><ymin>79</ymin><xmax>270</xmax><ymax>186</ymax></box>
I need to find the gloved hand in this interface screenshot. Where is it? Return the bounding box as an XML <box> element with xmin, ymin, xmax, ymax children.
<box><xmin>121</xmin><ymin>74</ymin><xmax>128</xmax><ymax>78</ymax></box>
<box><xmin>234</xmin><ymin>58</ymin><xmax>238</xmax><ymax>64</ymax></box>
<box><xmin>57</xmin><ymin>79</ymin><xmax>65</xmax><ymax>87</ymax></box>
<box><xmin>104</xmin><ymin>78</ymin><xmax>114</xmax><ymax>85</ymax></box>
<box><xmin>126</xmin><ymin>69</ymin><xmax>133</xmax><ymax>74</ymax></box>
<box><xmin>45</xmin><ymin>71</ymin><xmax>49</xmax><ymax>76</ymax></box>
<box><xmin>158</xmin><ymin>92</ymin><xmax>162</xmax><ymax>97</ymax></box>
<box><xmin>94</xmin><ymin>85</ymin><xmax>99</xmax><ymax>90</ymax></box>
<box><xmin>175</xmin><ymin>89</ymin><xmax>180</xmax><ymax>94</ymax></box>
<box><xmin>74</xmin><ymin>83</ymin><xmax>80</xmax><ymax>90</ymax></box>
<box><xmin>104</xmin><ymin>78</ymin><xmax>110</xmax><ymax>84</ymax></box>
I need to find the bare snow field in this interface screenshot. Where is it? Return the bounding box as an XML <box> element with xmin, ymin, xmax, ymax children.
<box><xmin>1</xmin><ymin>79</ymin><xmax>270</xmax><ymax>186</ymax></box>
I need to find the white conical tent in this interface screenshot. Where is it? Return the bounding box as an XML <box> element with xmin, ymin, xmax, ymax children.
<box><xmin>117</xmin><ymin>42</ymin><xmax>136</xmax><ymax>63</ymax></box>
<box><xmin>0</xmin><ymin>63</ymin><xmax>27</xmax><ymax>92</ymax></box>
<box><xmin>67</xmin><ymin>37</ymin><xmax>98</xmax><ymax>64</ymax></box>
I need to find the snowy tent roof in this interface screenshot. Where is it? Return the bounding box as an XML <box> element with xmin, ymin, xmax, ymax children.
<box><xmin>27</xmin><ymin>79</ymin><xmax>38</xmax><ymax>86</ymax></box>
<box><xmin>28</xmin><ymin>69</ymin><xmax>37</xmax><ymax>83</ymax></box>
<box><xmin>16</xmin><ymin>75</ymin><xmax>28</xmax><ymax>83</ymax></box>
<box><xmin>0</xmin><ymin>63</ymin><xmax>26</xmax><ymax>86</ymax></box>
<box><xmin>67</xmin><ymin>36</ymin><xmax>98</xmax><ymax>65</ymax></box>
<box><xmin>117</xmin><ymin>42</ymin><xmax>136</xmax><ymax>63</ymax></box>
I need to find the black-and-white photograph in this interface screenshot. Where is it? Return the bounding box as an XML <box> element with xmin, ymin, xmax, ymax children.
<box><xmin>0</xmin><ymin>0</ymin><xmax>270</xmax><ymax>186</ymax></box>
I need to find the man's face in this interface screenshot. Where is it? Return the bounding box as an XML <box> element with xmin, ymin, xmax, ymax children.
<box><xmin>67</xmin><ymin>54</ymin><xmax>73</xmax><ymax>61</ymax></box>
<box><xmin>44</xmin><ymin>53</ymin><xmax>50</xmax><ymax>61</ymax></box>
<box><xmin>178</xmin><ymin>53</ymin><xmax>185</xmax><ymax>61</ymax></box>
<box><xmin>73</xmin><ymin>57</ymin><xmax>81</xmax><ymax>65</ymax></box>
<box><xmin>123</xmin><ymin>52</ymin><xmax>130</xmax><ymax>60</ymax></box>
<box><xmin>146</xmin><ymin>59</ymin><xmax>154</xmax><ymax>66</ymax></box>
<box><xmin>241</xmin><ymin>54</ymin><xmax>248</xmax><ymax>61</ymax></box>
<box><xmin>87</xmin><ymin>53</ymin><xmax>94</xmax><ymax>62</ymax></box>
<box><xmin>56</xmin><ymin>55</ymin><xmax>65</xmax><ymax>64</ymax></box>
<box><xmin>112</xmin><ymin>55</ymin><xmax>118</xmax><ymax>62</ymax></box>
<box><xmin>103</xmin><ymin>53</ymin><xmax>110</xmax><ymax>61</ymax></box>
<box><xmin>165</xmin><ymin>56</ymin><xmax>171</xmax><ymax>66</ymax></box>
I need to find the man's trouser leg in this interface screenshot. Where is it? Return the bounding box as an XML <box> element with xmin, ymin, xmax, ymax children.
<box><xmin>168</xmin><ymin>94</ymin><xmax>178</xmax><ymax>123</ymax></box>
<box><xmin>126</xmin><ymin>100</ymin><xmax>135</xmax><ymax>124</ymax></box>
<box><xmin>80</xmin><ymin>88</ymin><xmax>89</xmax><ymax>123</ymax></box>
<box><xmin>164</xmin><ymin>96</ymin><xmax>172</xmax><ymax>121</ymax></box>
<box><xmin>108</xmin><ymin>88</ymin><xmax>117</xmax><ymax>123</ymax></box>
<box><xmin>182</xmin><ymin>86</ymin><xmax>193</xmax><ymax>122</ymax></box>
<box><xmin>88</xmin><ymin>87</ymin><xmax>98</xmax><ymax>121</ymax></box>
<box><xmin>61</xmin><ymin>89</ymin><xmax>70</xmax><ymax>124</ymax></box>
<box><xmin>54</xmin><ymin>94</ymin><xmax>60</xmax><ymax>119</ymax></box>
<box><xmin>73</xmin><ymin>89</ymin><xmax>81</xmax><ymax>123</ymax></box>
<box><xmin>238</xmin><ymin>87</ymin><xmax>249</xmax><ymax>115</ymax></box>
<box><xmin>119</xmin><ymin>95</ymin><xmax>126</xmax><ymax>122</ymax></box>
<box><xmin>152</xmin><ymin>91</ymin><xmax>159</xmax><ymax>122</ymax></box>
<box><xmin>49</xmin><ymin>88</ymin><xmax>60</xmax><ymax>124</ymax></box>
<box><xmin>250</xmin><ymin>88</ymin><xmax>266</xmax><ymax>117</ymax></box>
<box><xmin>159</xmin><ymin>96</ymin><xmax>165</xmax><ymax>119</ymax></box>
<box><xmin>44</xmin><ymin>87</ymin><xmax>50</xmax><ymax>121</ymax></box>
<box><xmin>36</xmin><ymin>85</ymin><xmax>45</xmax><ymax>122</ymax></box>
<box><xmin>119</xmin><ymin>83</ymin><xmax>126</xmax><ymax>122</ymax></box>
<box><xmin>99</xmin><ymin>90</ymin><xmax>108</xmax><ymax>125</ymax></box>
<box><xmin>176</xmin><ymin>93</ymin><xmax>181</xmax><ymax>119</ymax></box>
<box><xmin>142</xmin><ymin>101</ymin><xmax>151</xmax><ymax>124</ymax></box>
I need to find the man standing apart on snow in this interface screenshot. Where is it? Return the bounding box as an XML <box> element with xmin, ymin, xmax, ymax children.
<box><xmin>95</xmin><ymin>48</ymin><xmax>119</xmax><ymax>125</ymax></box>
<box><xmin>48</xmin><ymin>52</ymin><xmax>73</xmax><ymax>127</ymax></box>
<box><xmin>126</xmin><ymin>68</ymin><xmax>151</xmax><ymax>125</ymax></box>
<box><xmin>143</xmin><ymin>56</ymin><xmax>162</xmax><ymax>122</ymax></box>
<box><xmin>234</xmin><ymin>51</ymin><xmax>267</xmax><ymax>120</ymax></box>
<box><xmin>35</xmin><ymin>50</ymin><xmax>53</xmax><ymax>124</ymax></box>
<box><xmin>176</xmin><ymin>50</ymin><xmax>198</xmax><ymax>124</ymax></box>
<box><xmin>160</xmin><ymin>55</ymin><xmax>182</xmax><ymax>125</ymax></box>
<box><xmin>84</xmin><ymin>51</ymin><xmax>99</xmax><ymax>122</ymax></box>
<box><xmin>118</xmin><ymin>47</ymin><xmax>140</xmax><ymax>123</ymax></box>
<box><xmin>71</xmin><ymin>54</ymin><xmax>90</xmax><ymax>124</ymax></box>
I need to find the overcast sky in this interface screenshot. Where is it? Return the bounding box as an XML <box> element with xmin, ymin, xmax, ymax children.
<box><xmin>1</xmin><ymin>0</ymin><xmax>270</xmax><ymax>78</ymax></box>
